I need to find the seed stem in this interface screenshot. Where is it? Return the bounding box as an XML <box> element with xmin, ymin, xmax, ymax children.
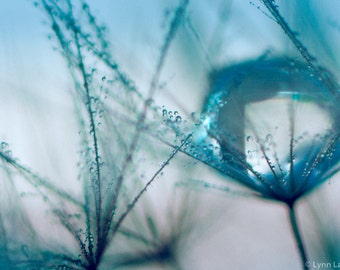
<box><xmin>287</xmin><ymin>202</ymin><xmax>309</xmax><ymax>270</ymax></box>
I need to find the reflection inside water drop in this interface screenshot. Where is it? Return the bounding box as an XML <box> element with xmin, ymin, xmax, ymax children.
<box><xmin>244</xmin><ymin>94</ymin><xmax>333</xmax><ymax>174</ymax></box>
<box><xmin>198</xmin><ymin>58</ymin><xmax>340</xmax><ymax>200</ymax></box>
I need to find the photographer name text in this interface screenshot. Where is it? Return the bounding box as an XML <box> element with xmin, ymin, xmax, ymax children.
<box><xmin>306</xmin><ymin>261</ymin><xmax>340</xmax><ymax>269</ymax></box>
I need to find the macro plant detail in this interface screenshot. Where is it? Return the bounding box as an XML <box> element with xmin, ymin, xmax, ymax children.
<box><xmin>1</xmin><ymin>0</ymin><xmax>340</xmax><ymax>269</ymax></box>
<box><xmin>198</xmin><ymin>58</ymin><xmax>340</xmax><ymax>203</ymax></box>
<box><xmin>187</xmin><ymin>57</ymin><xmax>340</xmax><ymax>269</ymax></box>
<box><xmin>159</xmin><ymin>1</ymin><xmax>340</xmax><ymax>269</ymax></box>
<box><xmin>0</xmin><ymin>0</ymin><xmax>192</xmax><ymax>269</ymax></box>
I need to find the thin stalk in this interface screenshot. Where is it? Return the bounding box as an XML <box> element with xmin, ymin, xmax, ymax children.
<box><xmin>97</xmin><ymin>134</ymin><xmax>192</xmax><ymax>260</ymax></box>
<box><xmin>98</xmin><ymin>0</ymin><xmax>190</xmax><ymax>259</ymax></box>
<box><xmin>287</xmin><ymin>202</ymin><xmax>309</xmax><ymax>270</ymax></box>
<box><xmin>72</xmin><ymin>24</ymin><xmax>101</xmax><ymax>267</ymax></box>
<box><xmin>261</xmin><ymin>0</ymin><xmax>340</xmax><ymax>97</ymax></box>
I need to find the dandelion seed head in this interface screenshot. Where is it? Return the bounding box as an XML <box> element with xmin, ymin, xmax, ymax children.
<box><xmin>189</xmin><ymin>58</ymin><xmax>340</xmax><ymax>203</ymax></box>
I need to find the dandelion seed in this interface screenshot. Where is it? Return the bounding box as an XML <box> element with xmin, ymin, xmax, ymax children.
<box><xmin>194</xmin><ymin>58</ymin><xmax>340</xmax><ymax>204</ymax></box>
<box><xmin>184</xmin><ymin>57</ymin><xmax>340</xmax><ymax>270</ymax></box>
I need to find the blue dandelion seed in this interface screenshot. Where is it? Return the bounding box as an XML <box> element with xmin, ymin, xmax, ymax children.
<box><xmin>194</xmin><ymin>58</ymin><xmax>340</xmax><ymax>204</ymax></box>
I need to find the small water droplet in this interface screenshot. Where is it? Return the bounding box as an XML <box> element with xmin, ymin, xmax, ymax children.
<box><xmin>1</xmin><ymin>142</ymin><xmax>9</xmax><ymax>149</ymax></box>
<box><xmin>266</xmin><ymin>134</ymin><xmax>273</xmax><ymax>142</ymax></box>
<box><xmin>147</xmin><ymin>99</ymin><xmax>155</xmax><ymax>106</ymax></box>
<box><xmin>176</xmin><ymin>116</ymin><xmax>182</xmax><ymax>122</ymax></box>
<box><xmin>218</xmin><ymin>101</ymin><xmax>225</xmax><ymax>107</ymax></box>
<box><xmin>246</xmin><ymin>136</ymin><xmax>253</xmax><ymax>142</ymax></box>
